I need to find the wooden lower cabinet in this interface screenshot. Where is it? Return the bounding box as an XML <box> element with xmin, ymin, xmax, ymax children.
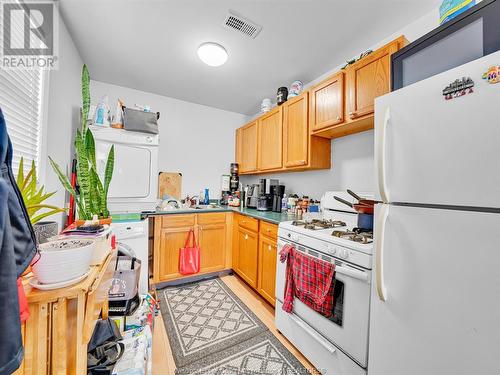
<box><xmin>153</xmin><ymin>213</ymin><xmax>279</xmax><ymax>306</ymax></box>
<box><xmin>232</xmin><ymin>215</ymin><xmax>278</xmax><ymax>305</ymax></box>
<box><xmin>198</xmin><ymin>222</ymin><xmax>226</xmax><ymax>273</ymax></box>
<box><xmin>258</xmin><ymin>234</ymin><xmax>277</xmax><ymax>306</ymax></box>
<box><xmin>234</xmin><ymin>226</ymin><xmax>259</xmax><ymax>288</ymax></box>
<box><xmin>157</xmin><ymin>226</ymin><xmax>192</xmax><ymax>281</ymax></box>
<box><xmin>153</xmin><ymin>213</ymin><xmax>230</xmax><ymax>283</ymax></box>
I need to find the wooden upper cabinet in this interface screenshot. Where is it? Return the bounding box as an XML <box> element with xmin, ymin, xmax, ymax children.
<box><xmin>310</xmin><ymin>72</ymin><xmax>344</xmax><ymax>131</ymax></box>
<box><xmin>240</xmin><ymin>121</ymin><xmax>258</xmax><ymax>173</ymax></box>
<box><xmin>258</xmin><ymin>107</ymin><xmax>283</xmax><ymax>171</ymax></box>
<box><xmin>283</xmin><ymin>92</ymin><xmax>309</xmax><ymax>168</ymax></box>
<box><xmin>346</xmin><ymin>36</ymin><xmax>406</xmax><ymax>121</ymax></box>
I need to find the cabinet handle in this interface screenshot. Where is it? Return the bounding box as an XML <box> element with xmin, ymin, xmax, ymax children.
<box><xmin>268</xmin><ymin>245</ymin><xmax>272</xmax><ymax>251</ymax></box>
<box><xmin>266</xmin><ymin>229</ymin><xmax>271</xmax><ymax>232</ymax></box>
<box><xmin>244</xmin><ymin>234</ymin><xmax>248</xmax><ymax>240</ymax></box>
<box><xmin>349</xmin><ymin>111</ymin><xmax>358</xmax><ymax>119</ymax></box>
<box><xmin>241</xmin><ymin>221</ymin><xmax>247</xmax><ymax>224</ymax></box>
<box><xmin>336</xmin><ymin>116</ymin><xmax>341</xmax><ymax>121</ymax></box>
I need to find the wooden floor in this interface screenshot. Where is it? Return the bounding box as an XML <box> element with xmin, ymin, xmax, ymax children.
<box><xmin>152</xmin><ymin>274</ymin><xmax>317</xmax><ymax>374</ymax></box>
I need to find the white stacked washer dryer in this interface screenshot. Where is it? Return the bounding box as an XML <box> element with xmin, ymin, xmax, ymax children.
<box><xmin>275</xmin><ymin>191</ymin><xmax>374</xmax><ymax>375</ymax></box>
<box><xmin>92</xmin><ymin>126</ymin><xmax>159</xmax><ymax>295</ymax></box>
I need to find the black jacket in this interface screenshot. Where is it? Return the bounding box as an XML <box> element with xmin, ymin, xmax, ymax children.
<box><xmin>0</xmin><ymin>107</ymin><xmax>37</xmax><ymax>374</ymax></box>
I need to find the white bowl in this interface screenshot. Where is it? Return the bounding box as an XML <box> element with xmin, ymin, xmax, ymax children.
<box><xmin>32</xmin><ymin>239</ymin><xmax>95</xmax><ymax>284</ymax></box>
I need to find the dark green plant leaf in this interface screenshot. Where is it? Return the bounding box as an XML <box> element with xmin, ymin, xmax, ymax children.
<box><xmin>75</xmin><ymin>129</ymin><xmax>91</xmax><ymax>217</ymax></box>
<box><xmin>49</xmin><ymin>156</ymin><xmax>88</xmax><ymax>220</ymax></box>
<box><xmin>81</xmin><ymin>64</ymin><xmax>90</xmax><ymax>131</ymax></box>
<box><xmin>86</xmin><ymin>128</ymin><xmax>96</xmax><ymax>169</ymax></box>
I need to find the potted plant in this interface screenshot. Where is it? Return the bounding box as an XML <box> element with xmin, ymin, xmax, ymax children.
<box><xmin>16</xmin><ymin>157</ymin><xmax>65</xmax><ymax>243</ymax></box>
<box><xmin>49</xmin><ymin>64</ymin><xmax>115</xmax><ymax>223</ymax></box>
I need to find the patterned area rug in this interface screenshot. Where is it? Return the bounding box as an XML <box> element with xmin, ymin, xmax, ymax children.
<box><xmin>158</xmin><ymin>277</ymin><xmax>309</xmax><ymax>374</ymax></box>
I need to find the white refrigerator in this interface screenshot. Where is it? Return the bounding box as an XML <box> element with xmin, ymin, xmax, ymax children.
<box><xmin>369</xmin><ymin>51</ymin><xmax>500</xmax><ymax>375</ymax></box>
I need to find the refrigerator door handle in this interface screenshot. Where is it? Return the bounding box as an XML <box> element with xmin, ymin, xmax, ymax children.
<box><xmin>377</xmin><ymin>107</ymin><xmax>390</xmax><ymax>203</ymax></box>
<box><xmin>375</xmin><ymin>204</ymin><xmax>389</xmax><ymax>302</ymax></box>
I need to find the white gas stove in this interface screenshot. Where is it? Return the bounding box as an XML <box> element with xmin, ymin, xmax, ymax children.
<box><xmin>278</xmin><ymin>191</ymin><xmax>374</xmax><ymax>269</ymax></box>
<box><xmin>275</xmin><ymin>191</ymin><xmax>374</xmax><ymax>375</ymax></box>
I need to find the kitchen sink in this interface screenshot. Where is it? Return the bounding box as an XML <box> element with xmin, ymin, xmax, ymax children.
<box><xmin>191</xmin><ymin>204</ymin><xmax>222</xmax><ymax>210</ymax></box>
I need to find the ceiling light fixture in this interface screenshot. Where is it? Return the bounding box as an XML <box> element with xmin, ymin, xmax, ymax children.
<box><xmin>197</xmin><ymin>42</ymin><xmax>228</xmax><ymax>67</ymax></box>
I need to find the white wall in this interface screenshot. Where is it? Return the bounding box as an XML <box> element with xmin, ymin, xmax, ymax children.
<box><xmin>240</xmin><ymin>7</ymin><xmax>441</xmax><ymax>197</ymax></box>
<box><xmin>90</xmin><ymin>80</ymin><xmax>247</xmax><ymax>198</ymax></box>
<box><xmin>43</xmin><ymin>18</ymin><xmax>83</xmax><ymax>227</ymax></box>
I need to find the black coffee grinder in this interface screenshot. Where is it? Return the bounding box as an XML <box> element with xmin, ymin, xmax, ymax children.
<box><xmin>229</xmin><ymin>163</ymin><xmax>239</xmax><ymax>193</ymax></box>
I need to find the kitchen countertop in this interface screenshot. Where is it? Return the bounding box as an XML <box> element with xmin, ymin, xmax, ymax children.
<box><xmin>148</xmin><ymin>206</ymin><xmax>295</xmax><ymax>225</ymax></box>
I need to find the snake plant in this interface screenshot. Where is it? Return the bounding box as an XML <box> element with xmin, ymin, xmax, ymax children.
<box><xmin>17</xmin><ymin>157</ymin><xmax>66</xmax><ymax>224</ymax></box>
<box><xmin>49</xmin><ymin>64</ymin><xmax>115</xmax><ymax>220</ymax></box>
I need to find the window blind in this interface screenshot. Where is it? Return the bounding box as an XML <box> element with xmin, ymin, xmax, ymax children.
<box><xmin>0</xmin><ymin>5</ymin><xmax>45</xmax><ymax>176</ymax></box>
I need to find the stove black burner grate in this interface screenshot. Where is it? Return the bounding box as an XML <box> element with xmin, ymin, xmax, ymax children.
<box><xmin>292</xmin><ymin>219</ymin><xmax>347</xmax><ymax>230</ymax></box>
<box><xmin>332</xmin><ymin>228</ymin><xmax>373</xmax><ymax>244</ymax></box>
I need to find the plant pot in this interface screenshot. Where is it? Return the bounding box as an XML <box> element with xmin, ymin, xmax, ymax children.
<box><xmin>33</xmin><ymin>221</ymin><xmax>59</xmax><ymax>244</ymax></box>
<box><xmin>74</xmin><ymin>217</ymin><xmax>112</xmax><ymax>227</ymax></box>
<box><xmin>33</xmin><ymin>239</ymin><xmax>95</xmax><ymax>284</ymax></box>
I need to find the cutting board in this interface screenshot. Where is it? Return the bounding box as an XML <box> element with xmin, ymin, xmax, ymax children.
<box><xmin>158</xmin><ymin>172</ymin><xmax>182</xmax><ymax>200</ymax></box>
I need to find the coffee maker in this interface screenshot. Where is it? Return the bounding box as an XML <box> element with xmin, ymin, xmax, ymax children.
<box><xmin>257</xmin><ymin>179</ymin><xmax>278</xmax><ymax>211</ymax></box>
<box><xmin>246</xmin><ymin>184</ymin><xmax>260</xmax><ymax>208</ymax></box>
<box><xmin>272</xmin><ymin>185</ymin><xmax>286</xmax><ymax>212</ymax></box>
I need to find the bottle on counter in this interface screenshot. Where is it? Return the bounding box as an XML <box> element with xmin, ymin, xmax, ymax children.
<box><xmin>281</xmin><ymin>193</ymin><xmax>287</xmax><ymax>213</ymax></box>
<box><xmin>204</xmin><ymin>188</ymin><xmax>210</xmax><ymax>205</ymax></box>
<box><xmin>287</xmin><ymin>194</ymin><xmax>299</xmax><ymax>216</ymax></box>
<box><xmin>240</xmin><ymin>190</ymin><xmax>246</xmax><ymax>209</ymax></box>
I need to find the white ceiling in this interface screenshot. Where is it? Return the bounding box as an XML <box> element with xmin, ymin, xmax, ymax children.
<box><xmin>60</xmin><ymin>0</ymin><xmax>439</xmax><ymax>115</ymax></box>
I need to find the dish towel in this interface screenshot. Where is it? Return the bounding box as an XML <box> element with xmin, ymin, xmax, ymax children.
<box><xmin>280</xmin><ymin>244</ymin><xmax>336</xmax><ymax>318</ymax></box>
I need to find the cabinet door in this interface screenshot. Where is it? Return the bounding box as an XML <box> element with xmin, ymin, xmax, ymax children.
<box><xmin>157</xmin><ymin>227</ymin><xmax>192</xmax><ymax>281</ymax></box>
<box><xmin>310</xmin><ymin>72</ymin><xmax>344</xmax><ymax>131</ymax></box>
<box><xmin>235</xmin><ymin>127</ymin><xmax>243</xmax><ymax>166</ymax></box>
<box><xmin>240</xmin><ymin>122</ymin><xmax>258</xmax><ymax>173</ymax></box>
<box><xmin>258</xmin><ymin>235</ymin><xmax>277</xmax><ymax>306</ymax></box>
<box><xmin>283</xmin><ymin>92</ymin><xmax>309</xmax><ymax>168</ymax></box>
<box><xmin>258</xmin><ymin>107</ymin><xmax>283</xmax><ymax>171</ymax></box>
<box><xmin>235</xmin><ymin>227</ymin><xmax>259</xmax><ymax>288</ymax></box>
<box><xmin>346</xmin><ymin>40</ymin><xmax>399</xmax><ymax>121</ymax></box>
<box><xmin>198</xmin><ymin>223</ymin><xmax>226</xmax><ymax>273</ymax></box>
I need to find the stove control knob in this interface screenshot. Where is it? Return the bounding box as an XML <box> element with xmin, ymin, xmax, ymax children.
<box><xmin>292</xmin><ymin>235</ymin><xmax>299</xmax><ymax>242</ymax></box>
<box><xmin>327</xmin><ymin>245</ymin><xmax>336</xmax><ymax>255</ymax></box>
<box><xmin>340</xmin><ymin>249</ymin><xmax>349</xmax><ymax>259</ymax></box>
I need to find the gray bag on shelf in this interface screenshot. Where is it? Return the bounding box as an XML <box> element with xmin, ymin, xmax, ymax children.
<box><xmin>123</xmin><ymin>107</ymin><xmax>160</xmax><ymax>134</ymax></box>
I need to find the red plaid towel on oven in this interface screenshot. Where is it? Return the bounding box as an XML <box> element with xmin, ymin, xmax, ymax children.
<box><xmin>280</xmin><ymin>244</ymin><xmax>336</xmax><ymax>318</ymax></box>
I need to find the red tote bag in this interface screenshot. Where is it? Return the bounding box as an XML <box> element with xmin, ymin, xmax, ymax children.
<box><xmin>179</xmin><ymin>229</ymin><xmax>201</xmax><ymax>275</ymax></box>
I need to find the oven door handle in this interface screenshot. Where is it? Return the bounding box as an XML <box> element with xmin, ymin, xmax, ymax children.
<box><xmin>288</xmin><ymin>313</ymin><xmax>337</xmax><ymax>354</ymax></box>
<box><xmin>335</xmin><ymin>265</ymin><xmax>369</xmax><ymax>282</ymax></box>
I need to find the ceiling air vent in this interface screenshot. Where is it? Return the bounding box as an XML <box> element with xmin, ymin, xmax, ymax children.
<box><xmin>222</xmin><ymin>11</ymin><xmax>262</xmax><ymax>39</ymax></box>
